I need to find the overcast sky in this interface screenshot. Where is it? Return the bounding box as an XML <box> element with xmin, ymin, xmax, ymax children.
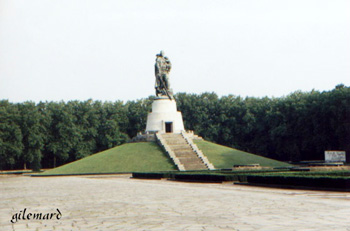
<box><xmin>1</xmin><ymin>0</ymin><xmax>349</xmax><ymax>103</ymax></box>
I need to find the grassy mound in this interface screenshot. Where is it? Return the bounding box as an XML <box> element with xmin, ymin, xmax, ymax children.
<box><xmin>41</xmin><ymin>142</ymin><xmax>176</xmax><ymax>175</ymax></box>
<box><xmin>194</xmin><ymin>140</ymin><xmax>290</xmax><ymax>168</ymax></box>
<box><xmin>41</xmin><ymin>139</ymin><xmax>290</xmax><ymax>175</ymax></box>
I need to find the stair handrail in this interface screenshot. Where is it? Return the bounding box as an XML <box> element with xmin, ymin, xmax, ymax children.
<box><xmin>181</xmin><ymin>131</ymin><xmax>216</xmax><ymax>170</ymax></box>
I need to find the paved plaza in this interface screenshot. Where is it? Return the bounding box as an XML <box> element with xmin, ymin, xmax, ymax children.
<box><xmin>1</xmin><ymin>174</ymin><xmax>349</xmax><ymax>231</ymax></box>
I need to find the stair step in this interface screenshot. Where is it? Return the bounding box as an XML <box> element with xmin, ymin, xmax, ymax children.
<box><xmin>172</xmin><ymin>148</ymin><xmax>193</xmax><ymax>152</ymax></box>
<box><xmin>183</xmin><ymin>164</ymin><xmax>207</xmax><ymax>168</ymax></box>
<box><xmin>161</xmin><ymin>135</ymin><xmax>182</xmax><ymax>138</ymax></box>
<box><xmin>174</xmin><ymin>153</ymin><xmax>197</xmax><ymax>158</ymax></box>
<box><xmin>166</xmin><ymin>142</ymin><xmax>188</xmax><ymax>146</ymax></box>
<box><xmin>177</xmin><ymin>156</ymin><xmax>202</xmax><ymax>161</ymax></box>
<box><xmin>158</xmin><ymin>133</ymin><xmax>210</xmax><ymax>171</ymax></box>
<box><xmin>174</xmin><ymin>152</ymin><xmax>197</xmax><ymax>156</ymax></box>
<box><xmin>174</xmin><ymin>149</ymin><xmax>193</xmax><ymax>152</ymax></box>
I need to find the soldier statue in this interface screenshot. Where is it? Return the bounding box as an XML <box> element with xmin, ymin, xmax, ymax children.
<box><xmin>155</xmin><ymin>51</ymin><xmax>173</xmax><ymax>99</ymax></box>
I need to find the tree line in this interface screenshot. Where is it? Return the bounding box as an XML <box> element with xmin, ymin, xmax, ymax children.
<box><xmin>1</xmin><ymin>85</ymin><xmax>349</xmax><ymax>170</ymax></box>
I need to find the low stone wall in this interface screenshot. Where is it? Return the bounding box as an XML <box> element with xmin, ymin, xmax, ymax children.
<box><xmin>128</xmin><ymin>132</ymin><xmax>156</xmax><ymax>143</ymax></box>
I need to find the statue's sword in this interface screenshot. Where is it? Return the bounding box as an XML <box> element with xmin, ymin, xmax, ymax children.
<box><xmin>158</xmin><ymin>75</ymin><xmax>172</xmax><ymax>100</ymax></box>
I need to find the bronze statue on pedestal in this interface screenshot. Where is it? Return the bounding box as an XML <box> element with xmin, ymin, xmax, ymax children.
<box><xmin>155</xmin><ymin>51</ymin><xmax>173</xmax><ymax>100</ymax></box>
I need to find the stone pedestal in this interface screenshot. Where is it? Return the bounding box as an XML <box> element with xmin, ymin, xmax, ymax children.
<box><xmin>145</xmin><ymin>98</ymin><xmax>185</xmax><ymax>134</ymax></box>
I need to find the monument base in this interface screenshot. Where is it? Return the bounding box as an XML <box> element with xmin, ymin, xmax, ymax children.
<box><xmin>145</xmin><ymin>98</ymin><xmax>185</xmax><ymax>134</ymax></box>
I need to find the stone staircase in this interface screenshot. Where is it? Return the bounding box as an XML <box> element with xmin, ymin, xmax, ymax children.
<box><xmin>156</xmin><ymin>133</ymin><xmax>215</xmax><ymax>171</ymax></box>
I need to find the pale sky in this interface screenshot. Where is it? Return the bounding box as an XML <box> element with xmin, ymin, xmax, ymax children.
<box><xmin>1</xmin><ymin>0</ymin><xmax>349</xmax><ymax>103</ymax></box>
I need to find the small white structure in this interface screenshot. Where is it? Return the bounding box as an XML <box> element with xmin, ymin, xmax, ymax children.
<box><xmin>145</xmin><ymin>98</ymin><xmax>185</xmax><ymax>134</ymax></box>
<box><xmin>325</xmin><ymin>150</ymin><xmax>346</xmax><ymax>163</ymax></box>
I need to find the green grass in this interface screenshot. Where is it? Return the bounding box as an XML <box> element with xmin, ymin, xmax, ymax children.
<box><xmin>41</xmin><ymin>142</ymin><xmax>176</xmax><ymax>175</ymax></box>
<box><xmin>194</xmin><ymin>140</ymin><xmax>291</xmax><ymax>168</ymax></box>
<box><xmin>40</xmin><ymin>139</ymin><xmax>291</xmax><ymax>175</ymax></box>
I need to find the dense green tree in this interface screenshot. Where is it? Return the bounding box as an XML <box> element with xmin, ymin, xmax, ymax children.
<box><xmin>45</xmin><ymin>102</ymin><xmax>79</xmax><ymax>167</ymax></box>
<box><xmin>177</xmin><ymin>85</ymin><xmax>350</xmax><ymax>162</ymax></box>
<box><xmin>69</xmin><ymin>100</ymin><xmax>99</xmax><ymax>160</ymax></box>
<box><xmin>17</xmin><ymin>102</ymin><xmax>47</xmax><ymax>171</ymax></box>
<box><xmin>1</xmin><ymin>85</ymin><xmax>349</xmax><ymax>170</ymax></box>
<box><xmin>125</xmin><ymin>97</ymin><xmax>153</xmax><ymax>138</ymax></box>
<box><xmin>0</xmin><ymin>101</ymin><xmax>23</xmax><ymax>169</ymax></box>
<box><xmin>95</xmin><ymin>101</ymin><xmax>129</xmax><ymax>152</ymax></box>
